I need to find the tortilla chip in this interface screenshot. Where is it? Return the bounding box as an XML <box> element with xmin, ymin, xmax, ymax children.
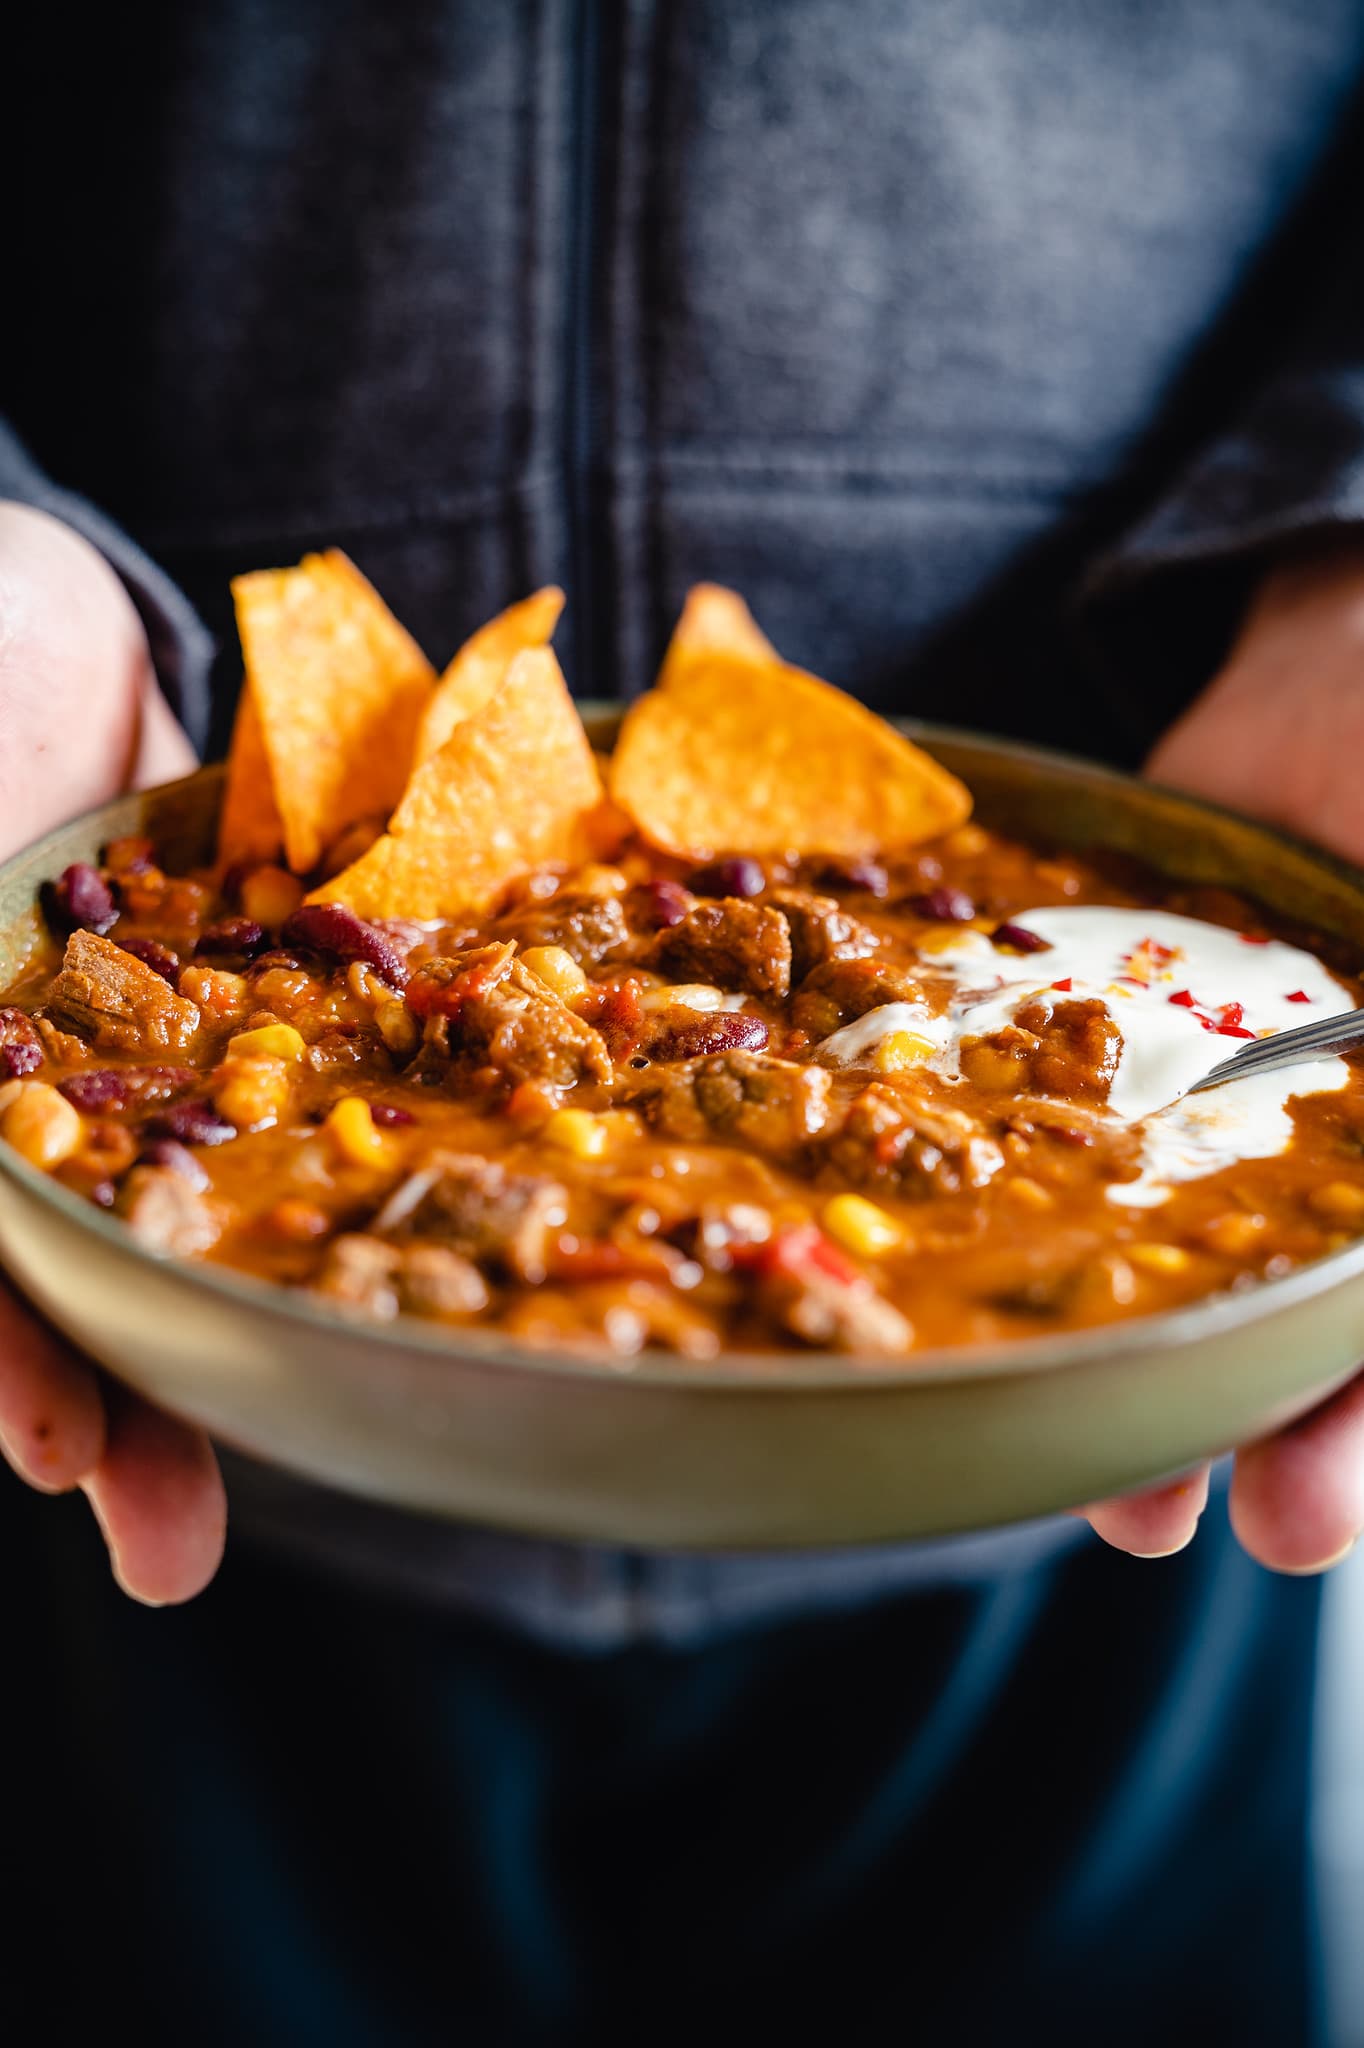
<box><xmin>232</xmin><ymin>550</ymin><xmax>436</xmax><ymax>875</ymax></box>
<box><xmin>217</xmin><ymin>684</ymin><xmax>285</xmax><ymax>868</ymax></box>
<box><xmin>314</xmin><ymin>648</ymin><xmax>604</xmax><ymax>920</ymax></box>
<box><xmin>415</xmin><ymin>587</ymin><xmax>565</xmax><ymax>765</ymax></box>
<box><xmin>610</xmin><ymin>652</ymin><xmax>972</xmax><ymax>860</ymax></box>
<box><xmin>658</xmin><ymin>584</ymin><xmax>778</xmax><ymax>687</ymax></box>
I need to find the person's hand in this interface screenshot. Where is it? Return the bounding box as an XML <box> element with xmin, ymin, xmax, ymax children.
<box><xmin>1081</xmin><ymin>542</ymin><xmax>1364</xmax><ymax>1571</ymax></box>
<box><xmin>0</xmin><ymin>501</ymin><xmax>225</xmax><ymax>1602</ymax></box>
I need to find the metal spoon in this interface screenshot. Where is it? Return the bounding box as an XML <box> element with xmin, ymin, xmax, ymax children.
<box><xmin>1186</xmin><ymin>1005</ymin><xmax>1364</xmax><ymax>1095</ymax></box>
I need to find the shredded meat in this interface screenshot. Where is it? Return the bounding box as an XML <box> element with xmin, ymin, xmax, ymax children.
<box><xmin>650</xmin><ymin>899</ymin><xmax>793</xmax><ymax>1002</ymax></box>
<box><xmin>374</xmin><ymin>1150</ymin><xmax>568</xmax><ymax>1282</ymax></box>
<box><xmin>791</xmin><ymin>957</ymin><xmax>923</xmax><ymax>1037</ymax></box>
<box><xmin>622</xmin><ymin>1049</ymin><xmax>832</xmax><ymax>1155</ymax></box>
<box><xmin>48</xmin><ymin>931</ymin><xmax>201</xmax><ymax>1054</ymax></box>
<box><xmin>822</xmin><ymin>1081</ymin><xmax>1004</xmax><ymax>1198</ymax></box>
<box><xmin>407</xmin><ymin>945</ymin><xmax>612</xmax><ymax>1089</ymax></box>
<box><xmin>495</xmin><ymin>892</ymin><xmax>631</xmax><ymax>969</ymax></box>
<box><xmin>115</xmin><ymin>1164</ymin><xmax>219</xmax><ymax>1256</ymax></box>
<box><xmin>766</xmin><ymin>888</ymin><xmax>879</xmax><ymax>981</ymax></box>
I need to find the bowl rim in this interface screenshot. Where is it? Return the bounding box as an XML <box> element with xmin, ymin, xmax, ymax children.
<box><xmin>5</xmin><ymin>724</ymin><xmax>1364</xmax><ymax>1397</ymax></box>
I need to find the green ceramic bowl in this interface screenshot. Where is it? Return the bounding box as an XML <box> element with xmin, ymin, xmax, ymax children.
<box><xmin>2</xmin><ymin>720</ymin><xmax>1364</xmax><ymax>1549</ymax></box>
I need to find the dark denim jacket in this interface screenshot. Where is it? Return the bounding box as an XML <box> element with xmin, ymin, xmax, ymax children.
<box><xmin>4</xmin><ymin>0</ymin><xmax>1364</xmax><ymax>1643</ymax></box>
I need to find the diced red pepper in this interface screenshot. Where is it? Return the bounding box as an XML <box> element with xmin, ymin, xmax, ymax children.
<box><xmin>1217</xmin><ymin>1024</ymin><xmax>1256</xmax><ymax>1039</ymax></box>
<box><xmin>1218</xmin><ymin>1001</ymin><xmax>1245</xmax><ymax>1030</ymax></box>
<box><xmin>1051</xmin><ymin>977</ymin><xmax>1073</xmax><ymax>992</ymax></box>
<box><xmin>1238</xmin><ymin>933</ymin><xmax>1270</xmax><ymax>945</ymax></box>
<box><xmin>754</xmin><ymin>1222</ymin><xmax>862</xmax><ymax>1289</ymax></box>
<box><xmin>1286</xmin><ymin>990</ymin><xmax>1312</xmax><ymax>1003</ymax></box>
<box><xmin>1169</xmin><ymin>989</ymin><xmax>1197</xmax><ymax>1008</ymax></box>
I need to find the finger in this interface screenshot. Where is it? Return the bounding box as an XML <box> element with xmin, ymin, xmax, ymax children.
<box><xmin>1230</xmin><ymin>1373</ymin><xmax>1364</xmax><ymax>1574</ymax></box>
<box><xmin>80</xmin><ymin>1388</ymin><xmax>226</xmax><ymax>1605</ymax></box>
<box><xmin>0</xmin><ymin>1281</ymin><xmax>106</xmax><ymax>1491</ymax></box>
<box><xmin>1079</xmin><ymin>1463</ymin><xmax>1212</xmax><ymax>1558</ymax></box>
<box><xmin>133</xmin><ymin>682</ymin><xmax>198</xmax><ymax>788</ymax></box>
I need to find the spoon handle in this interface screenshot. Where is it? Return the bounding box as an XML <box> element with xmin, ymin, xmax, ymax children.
<box><xmin>1186</xmin><ymin>1004</ymin><xmax>1364</xmax><ymax>1095</ymax></box>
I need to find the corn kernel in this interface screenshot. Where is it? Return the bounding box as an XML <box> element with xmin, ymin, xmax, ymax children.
<box><xmin>216</xmin><ymin>1055</ymin><xmax>291</xmax><ymax>1131</ymax></box>
<box><xmin>239</xmin><ymin>864</ymin><xmax>304</xmax><ymax>927</ymax></box>
<box><xmin>873</xmin><ymin>1030</ymin><xmax>937</xmax><ymax>1074</ymax></box>
<box><xmin>324</xmin><ymin>1095</ymin><xmax>397</xmax><ymax>1169</ymax></box>
<box><xmin>1002</xmin><ymin>1176</ymin><xmax>1054</xmax><ymax>1211</ymax></box>
<box><xmin>544</xmin><ymin>1107</ymin><xmax>609</xmax><ymax>1159</ymax></box>
<box><xmin>228</xmin><ymin>1023</ymin><xmax>306</xmax><ymax>1061</ymax></box>
<box><xmin>1127</xmin><ymin>1242</ymin><xmax>1193</xmax><ymax>1275</ymax></box>
<box><xmin>1199</xmin><ymin>1212</ymin><xmax>1267</xmax><ymax>1258</ymax></box>
<box><xmin>522</xmin><ymin>946</ymin><xmax>589</xmax><ymax>1004</ymax></box>
<box><xmin>1</xmin><ymin>1082</ymin><xmax>84</xmax><ymax>1169</ymax></box>
<box><xmin>915</xmin><ymin>926</ymin><xmax>968</xmax><ymax>957</ymax></box>
<box><xmin>823</xmin><ymin>1192</ymin><xmax>904</xmax><ymax>1257</ymax></box>
<box><xmin>1308</xmin><ymin>1181</ymin><xmax>1364</xmax><ymax>1224</ymax></box>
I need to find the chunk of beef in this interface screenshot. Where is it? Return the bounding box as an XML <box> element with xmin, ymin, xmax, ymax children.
<box><xmin>821</xmin><ymin>1081</ymin><xmax>1004</xmax><ymax>1199</ymax></box>
<box><xmin>115</xmin><ymin>1163</ymin><xmax>219</xmax><ymax>1256</ymax></box>
<box><xmin>959</xmin><ymin>996</ymin><xmax>1122</xmax><ymax>1102</ymax></box>
<box><xmin>373</xmin><ymin>1150</ymin><xmax>568</xmax><ymax>1282</ymax></box>
<box><xmin>766</xmin><ymin>888</ymin><xmax>878</xmax><ymax>981</ymax></box>
<box><xmin>315</xmin><ymin>1234</ymin><xmax>489</xmax><ymax>1320</ymax></box>
<box><xmin>406</xmin><ymin>945</ymin><xmax>612</xmax><ymax>1089</ymax></box>
<box><xmin>397</xmin><ymin>1244</ymin><xmax>491</xmax><ymax>1318</ymax></box>
<box><xmin>650</xmin><ymin>899</ymin><xmax>792</xmax><ymax>1001</ymax></box>
<box><xmin>754</xmin><ymin>1228</ymin><xmax>912</xmax><ymax>1353</ymax></box>
<box><xmin>315</xmin><ymin>1233</ymin><xmax>401</xmax><ymax>1318</ymax></box>
<box><xmin>495</xmin><ymin>892</ymin><xmax>630</xmax><ymax>969</ymax></box>
<box><xmin>621</xmin><ymin>1049</ymin><xmax>832</xmax><ymax>1155</ymax></box>
<box><xmin>791</xmin><ymin>958</ymin><xmax>924</xmax><ymax>1037</ymax></box>
<box><xmin>48</xmin><ymin>930</ymin><xmax>200</xmax><ymax>1054</ymax></box>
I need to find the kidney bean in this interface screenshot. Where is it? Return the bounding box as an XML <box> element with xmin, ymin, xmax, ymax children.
<box><xmin>281</xmin><ymin>903</ymin><xmax>409</xmax><ymax>988</ymax></box>
<box><xmin>115</xmin><ymin>937</ymin><xmax>182</xmax><ymax>986</ymax></box>
<box><xmin>0</xmin><ymin>1008</ymin><xmax>44</xmax><ymax>1079</ymax></box>
<box><xmin>60</xmin><ymin>1065</ymin><xmax>197</xmax><ymax>1113</ymax></box>
<box><xmin>634</xmin><ymin>879</ymin><xmax>694</xmax><ymax>929</ymax></box>
<box><xmin>219</xmin><ymin>861</ymin><xmax>252</xmax><ymax>908</ymax></box>
<box><xmin>910</xmin><ymin>886</ymin><xmax>976</xmax><ymax>923</ymax></box>
<box><xmin>649</xmin><ymin>1011</ymin><xmax>770</xmax><ymax>1060</ymax></box>
<box><xmin>690</xmin><ymin>857</ymin><xmax>765</xmax><ymax>899</ymax></box>
<box><xmin>369</xmin><ymin>1103</ymin><xmax>415</xmax><ymax>1126</ymax></box>
<box><xmin>137</xmin><ymin>1138</ymin><xmax>211</xmax><ymax>1190</ymax></box>
<box><xmin>992</xmin><ymin>921</ymin><xmax>1052</xmax><ymax>954</ymax></box>
<box><xmin>42</xmin><ymin>862</ymin><xmax>117</xmax><ymax>935</ymax></box>
<box><xmin>144</xmin><ymin>1100</ymin><xmax>238</xmax><ymax>1146</ymax></box>
<box><xmin>820</xmin><ymin>858</ymin><xmax>890</xmax><ymax>898</ymax></box>
<box><xmin>194</xmin><ymin>917</ymin><xmax>268</xmax><ymax>964</ymax></box>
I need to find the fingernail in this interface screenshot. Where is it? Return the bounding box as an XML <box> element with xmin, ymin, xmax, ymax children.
<box><xmin>1277</xmin><ymin>1538</ymin><xmax>1359</xmax><ymax>1577</ymax></box>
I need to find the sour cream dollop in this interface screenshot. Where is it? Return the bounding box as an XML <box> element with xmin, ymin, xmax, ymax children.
<box><xmin>816</xmin><ymin>906</ymin><xmax>1353</xmax><ymax>1206</ymax></box>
